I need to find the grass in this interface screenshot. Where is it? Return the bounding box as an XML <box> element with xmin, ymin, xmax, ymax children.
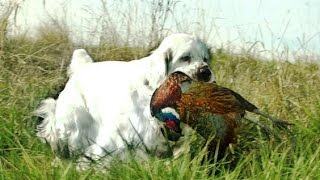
<box><xmin>1</xmin><ymin>30</ymin><xmax>320</xmax><ymax>180</ymax></box>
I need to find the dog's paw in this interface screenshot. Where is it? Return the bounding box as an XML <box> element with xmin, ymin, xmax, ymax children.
<box><xmin>51</xmin><ymin>157</ymin><xmax>62</xmax><ymax>167</ymax></box>
<box><xmin>76</xmin><ymin>157</ymin><xmax>91</xmax><ymax>171</ymax></box>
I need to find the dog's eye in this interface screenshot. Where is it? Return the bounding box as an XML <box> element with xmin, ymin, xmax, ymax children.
<box><xmin>180</xmin><ymin>55</ymin><xmax>191</xmax><ymax>62</ymax></box>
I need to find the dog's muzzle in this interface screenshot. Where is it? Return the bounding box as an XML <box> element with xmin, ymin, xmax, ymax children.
<box><xmin>196</xmin><ymin>66</ymin><xmax>212</xmax><ymax>82</ymax></box>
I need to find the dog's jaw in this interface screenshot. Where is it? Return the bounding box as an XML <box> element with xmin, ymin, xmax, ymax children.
<box><xmin>173</xmin><ymin>62</ymin><xmax>215</xmax><ymax>83</ymax></box>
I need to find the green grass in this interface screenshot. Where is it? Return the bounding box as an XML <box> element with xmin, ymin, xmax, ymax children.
<box><xmin>1</xmin><ymin>33</ymin><xmax>320</xmax><ymax>179</ymax></box>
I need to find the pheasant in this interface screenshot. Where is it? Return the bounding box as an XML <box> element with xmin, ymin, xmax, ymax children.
<box><xmin>150</xmin><ymin>71</ymin><xmax>192</xmax><ymax>141</ymax></box>
<box><xmin>150</xmin><ymin>71</ymin><xmax>292</xmax><ymax>157</ymax></box>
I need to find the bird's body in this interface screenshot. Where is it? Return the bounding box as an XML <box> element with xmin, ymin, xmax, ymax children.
<box><xmin>177</xmin><ymin>82</ymin><xmax>253</xmax><ymax>154</ymax></box>
<box><xmin>151</xmin><ymin>72</ymin><xmax>291</xmax><ymax>158</ymax></box>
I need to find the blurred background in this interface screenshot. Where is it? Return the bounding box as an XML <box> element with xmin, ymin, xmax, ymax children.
<box><xmin>4</xmin><ymin>0</ymin><xmax>320</xmax><ymax>61</ymax></box>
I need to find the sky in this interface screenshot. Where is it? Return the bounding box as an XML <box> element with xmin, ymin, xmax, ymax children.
<box><xmin>6</xmin><ymin>0</ymin><xmax>320</xmax><ymax>61</ymax></box>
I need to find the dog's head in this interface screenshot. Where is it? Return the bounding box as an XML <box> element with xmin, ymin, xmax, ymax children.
<box><xmin>154</xmin><ymin>33</ymin><xmax>215</xmax><ymax>83</ymax></box>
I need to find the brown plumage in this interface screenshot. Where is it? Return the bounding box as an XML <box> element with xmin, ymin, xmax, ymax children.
<box><xmin>150</xmin><ymin>71</ymin><xmax>191</xmax><ymax>114</ymax></box>
<box><xmin>151</xmin><ymin>72</ymin><xmax>292</xmax><ymax>157</ymax></box>
<box><xmin>177</xmin><ymin>82</ymin><xmax>257</xmax><ymax>154</ymax></box>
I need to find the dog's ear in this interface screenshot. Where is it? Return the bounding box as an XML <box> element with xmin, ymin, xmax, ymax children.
<box><xmin>165</xmin><ymin>48</ymin><xmax>173</xmax><ymax>75</ymax></box>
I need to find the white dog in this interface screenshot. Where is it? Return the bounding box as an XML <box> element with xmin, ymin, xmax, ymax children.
<box><xmin>35</xmin><ymin>33</ymin><xmax>214</xmax><ymax>170</ymax></box>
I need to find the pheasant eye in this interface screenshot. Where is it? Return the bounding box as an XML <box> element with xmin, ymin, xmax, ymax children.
<box><xmin>180</xmin><ymin>55</ymin><xmax>191</xmax><ymax>62</ymax></box>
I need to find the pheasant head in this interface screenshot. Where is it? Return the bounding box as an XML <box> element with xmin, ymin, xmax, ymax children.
<box><xmin>150</xmin><ymin>71</ymin><xmax>192</xmax><ymax>139</ymax></box>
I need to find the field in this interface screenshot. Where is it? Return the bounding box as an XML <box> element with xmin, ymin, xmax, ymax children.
<box><xmin>1</xmin><ymin>31</ymin><xmax>320</xmax><ymax>179</ymax></box>
<box><xmin>1</xmin><ymin>1</ymin><xmax>320</xmax><ymax>179</ymax></box>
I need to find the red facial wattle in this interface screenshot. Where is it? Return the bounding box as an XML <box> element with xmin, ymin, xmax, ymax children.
<box><xmin>165</xmin><ymin>120</ymin><xmax>181</xmax><ymax>133</ymax></box>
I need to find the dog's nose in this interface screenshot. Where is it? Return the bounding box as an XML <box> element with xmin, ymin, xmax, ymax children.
<box><xmin>197</xmin><ymin>66</ymin><xmax>212</xmax><ymax>82</ymax></box>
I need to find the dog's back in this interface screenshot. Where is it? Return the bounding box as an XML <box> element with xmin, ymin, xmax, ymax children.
<box><xmin>68</xmin><ymin>49</ymin><xmax>94</xmax><ymax>76</ymax></box>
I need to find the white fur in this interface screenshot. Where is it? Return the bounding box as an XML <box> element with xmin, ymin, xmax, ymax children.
<box><xmin>35</xmin><ymin>33</ymin><xmax>214</xmax><ymax>170</ymax></box>
<box><xmin>68</xmin><ymin>49</ymin><xmax>94</xmax><ymax>76</ymax></box>
<box><xmin>160</xmin><ymin>107</ymin><xmax>180</xmax><ymax>119</ymax></box>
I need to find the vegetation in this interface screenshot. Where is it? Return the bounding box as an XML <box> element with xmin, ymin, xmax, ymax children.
<box><xmin>1</xmin><ymin>1</ymin><xmax>320</xmax><ymax>179</ymax></box>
